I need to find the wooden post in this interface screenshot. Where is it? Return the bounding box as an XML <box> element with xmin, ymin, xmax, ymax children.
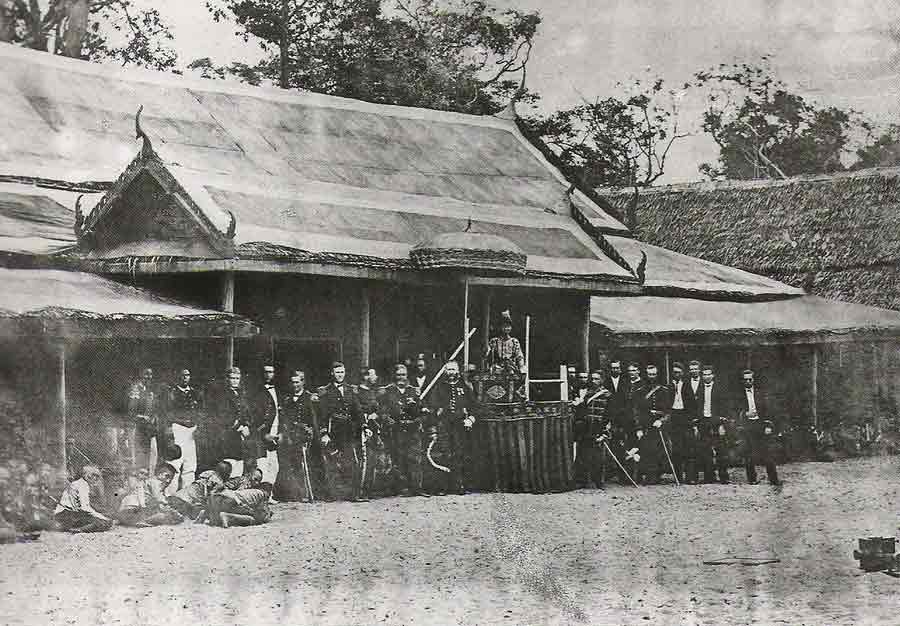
<box><xmin>872</xmin><ymin>342</ymin><xmax>881</xmax><ymax>432</ymax></box>
<box><xmin>482</xmin><ymin>288</ymin><xmax>492</xmax><ymax>355</ymax></box>
<box><xmin>222</xmin><ymin>272</ymin><xmax>235</xmax><ymax>368</ymax></box>
<box><xmin>360</xmin><ymin>285</ymin><xmax>371</xmax><ymax>368</ymax></box>
<box><xmin>525</xmin><ymin>315</ymin><xmax>531</xmax><ymax>400</ymax></box>
<box><xmin>59</xmin><ymin>343</ymin><xmax>67</xmax><ymax>474</ymax></box>
<box><xmin>559</xmin><ymin>364</ymin><xmax>569</xmax><ymax>402</ymax></box>
<box><xmin>581</xmin><ymin>296</ymin><xmax>590</xmax><ymax>373</ymax></box>
<box><xmin>664</xmin><ymin>350</ymin><xmax>671</xmax><ymax>384</ymax></box>
<box><xmin>463</xmin><ymin>277</ymin><xmax>470</xmax><ymax>370</ymax></box>
<box><xmin>811</xmin><ymin>345</ymin><xmax>819</xmax><ymax>429</ymax></box>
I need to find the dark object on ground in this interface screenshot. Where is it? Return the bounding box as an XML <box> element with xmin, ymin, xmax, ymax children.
<box><xmin>853</xmin><ymin>537</ymin><xmax>898</xmax><ymax>573</ymax></box>
<box><xmin>703</xmin><ymin>556</ymin><xmax>781</xmax><ymax>566</ymax></box>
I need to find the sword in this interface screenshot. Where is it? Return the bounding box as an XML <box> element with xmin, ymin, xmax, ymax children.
<box><xmin>659</xmin><ymin>429</ymin><xmax>680</xmax><ymax>486</ymax></box>
<box><xmin>420</xmin><ymin>327</ymin><xmax>478</xmax><ymax>401</ymax></box>
<box><xmin>601</xmin><ymin>439</ymin><xmax>639</xmax><ymax>488</ymax></box>
<box><xmin>300</xmin><ymin>445</ymin><xmax>315</xmax><ymax>503</ymax></box>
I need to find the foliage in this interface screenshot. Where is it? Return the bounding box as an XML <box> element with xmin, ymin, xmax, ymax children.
<box><xmin>853</xmin><ymin>123</ymin><xmax>900</xmax><ymax>170</ymax></box>
<box><xmin>0</xmin><ymin>0</ymin><xmax>177</xmax><ymax>71</ymax></box>
<box><xmin>694</xmin><ymin>58</ymin><xmax>860</xmax><ymax>180</ymax></box>
<box><xmin>529</xmin><ymin>73</ymin><xmax>689</xmax><ymax>228</ymax></box>
<box><xmin>199</xmin><ymin>0</ymin><xmax>540</xmax><ymax>114</ymax></box>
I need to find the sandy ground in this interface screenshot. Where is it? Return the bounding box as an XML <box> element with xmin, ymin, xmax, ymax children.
<box><xmin>1</xmin><ymin>457</ymin><xmax>899</xmax><ymax>626</ymax></box>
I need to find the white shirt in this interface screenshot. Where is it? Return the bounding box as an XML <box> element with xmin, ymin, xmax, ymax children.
<box><xmin>745</xmin><ymin>388</ymin><xmax>758</xmax><ymax>417</ymax></box>
<box><xmin>690</xmin><ymin>378</ymin><xmax>700</xmax><ymax>395</ymax></box>
<box><xmin>703</xmin><ymin>383</ymin><xmax>713</xmax><ymax>418</ymax></box>
<box><xmin>265</xmin><ymin>385</ymin><xmax>279</xmax><ymax>436</ymax></box>
<box><xmin>55</xmin><ymin>478</ymin><xmax>106</xmax><ymax>518</ymax></box>
<box><xmin>672</xmin><ymin>380</ymin><xmax>684</xmax><ymax>410</ymax></box>
<box><xmin>609</xmin><ymin>376</ymin><xmax>620</xmax><ymax>392</ymax></box>
<box><xmin>415</xmin><ymin>375</ymin><xmax>427</xmax><ymax>389</ymax></box>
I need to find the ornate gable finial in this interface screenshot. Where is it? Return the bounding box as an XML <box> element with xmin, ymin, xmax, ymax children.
<box><xmin>636</xmin><ymin>250</ymin><xmax>647</xmax><ymax>284</ymax></box>
<box><xmin>225</xmin><ymin>209</ymin><xmax>237</xmax><ymax>239</ymax></box>
<box><xmin>73</xmin><ymin>194</ymin><xmax>84</xmax><ymax>238</ymax></box>
<box><xmin>135</xmin><ymin>105</ymin><xmax>154</xmax><ymax>158</ymax></box>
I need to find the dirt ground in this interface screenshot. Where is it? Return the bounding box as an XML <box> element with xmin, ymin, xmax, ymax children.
<box><xmin>1</xmin><ymin>457</ymin><xmax>898</xmax><ymax>626</ymax></box>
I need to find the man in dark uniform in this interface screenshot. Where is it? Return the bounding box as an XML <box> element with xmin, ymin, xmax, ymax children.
<box><xmin>316</xmin><ymin>362</ymin><xmax>363</xmax><ymax>501</ymax></box>
<box><xmin>666</xmin><ymin>362</ymin><xmax>695</xmax><ymax>484</ymax></box>
<box><xmin>738</xmin><ymin>369</ymin><xmax>781</xmax><ymax>486</ymax></box>
<box><xmin>127</xmin><ymin>367</ymin><xmax>162</xmax><ymax>471</ymax></box>
<box><xmin>379</xmin><ymin>364</ymin><xmax>427</xmax><ymax>497</ymax></box>
<box><xmin>353</xmin><ymin>366</ymin><xmax>380</xmax><ymax>500</ymax></box>
<box><xmin>622</xmin><ymin>363</ymin><xmax>645</xmax><ymax>480</ymax></box>
<box><xmin>277</xmin><ymin>370</ymin><xmax>318</xmax><ymax>502</ymax></box>
<box><xmin>252</xmin><ymin>364</ymin><xmax>281</xmax><ymax>490</ymax></box>
<box><xmin>166</xmin><ymin>368</ymin><xmax>203</xmax><ymax>491</ymax></box>
<box><xmin>205</xmin><ymin>366</ymin><xmax>252</xmax><ymax>476</ymax></box>
<box><xmin>413</xmin><ymin>354</ymin><xmax>430</xmax><ymax>391</ymax></box>
<box><xmin>605</xmin><ymin>360</ymin><xmax>628</xmax><ymax>433</ymax></box>
<box><xmin>572</xmin><ymin>370</ymin><xmax>611</xmax><ymax>488</ymax></box>
<box><xmin>697</xmin><ymin>364</ymin><xmax>731</xmax><ymax>484</ymax></box>
<box><xmin>425</xmin><ymin>360</ymin><xmax>477</xmax><ymax>495</ymax></box>
<box><xmin>634</xmin><ymin>364</ymin><xmax>671</xmax><ymax>484</ymax></box>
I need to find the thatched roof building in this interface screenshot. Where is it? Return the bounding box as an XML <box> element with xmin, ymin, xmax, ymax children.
<box><xmin>598</xmin><ymin>168</ymin><xmax>900</xmax><ymax>309</ymax></box>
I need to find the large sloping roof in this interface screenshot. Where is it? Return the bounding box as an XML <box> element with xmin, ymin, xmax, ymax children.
<box><xmin>0</xmin><ymin>267</ymin><xmax>256</xmax><ymax>338</ymax></box>
<box><xmin>0</xmin><ymin>183</ymin><xmax>91</xmax><ymax>256</ymax></box>
<box><xmin>599</xmin><ymin>168</ymin><xmax>900</xmax><ymax>308</ymax></box>
<box><xmin>591</xmin><ymin>295</ymin><xmax>900</xmax><ymax>346</ymax></box>
<box><xmin>0</xmin><ymin>43</ymin><xmax>643</xmax><ymax>287</ymax></box>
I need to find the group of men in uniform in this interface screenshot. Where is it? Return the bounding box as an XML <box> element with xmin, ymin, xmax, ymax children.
<box><xmin>569</xmin><ymin>360</ymin><xmax>781</xmax><ymax>488</ymax></box>
<box><xmin>123</xmin><ymin>356</ymin><xmax>477</xmax><ymax>505</ymax></box>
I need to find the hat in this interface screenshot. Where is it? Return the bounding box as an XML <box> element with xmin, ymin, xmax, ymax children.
<box><xmin>499</xmin><ymin>309</ymin><xmax>513</xmax><ymax>325</ymax></box>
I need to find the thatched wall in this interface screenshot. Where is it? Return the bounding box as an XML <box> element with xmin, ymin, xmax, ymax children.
<box><xmin>599</xmin><ymin>168</ymin><xmax>900</xmax><ymax>309</ymax></box>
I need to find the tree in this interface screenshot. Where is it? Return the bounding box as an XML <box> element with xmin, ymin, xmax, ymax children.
<box><xmin>853</xmin><ymin>123</ymin><xmax>900</xmax><ymax>170</ymax></box>
<box><xmin>200</xmin><ymin>0</ymin><xmax>540</xmax><ymax>114</ymax></box>
<box><xmin>695</xmin><ymin>58</ymin><xmax>859</xmax><ymax>180</ymax></box>
<box><xmin>530</xmin><ymin>74</ymin><xmax>689</xmax><ymax>229</ymax></box>
<box><xmin>0</xmin><ymin>0</ymin><xmax>176</xmax><ymax>71</ymax></box>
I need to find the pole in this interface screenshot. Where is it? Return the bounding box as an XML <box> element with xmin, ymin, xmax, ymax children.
<box><xmin>525</xmin><ymin>315</ymin><xmax>531</xmax><ymax>401</ymax></box>
<box><xmin>581</xmin><ymin>296</ymin><xmax>590</xmax><ymax>373</ymax></box>
<box><xmin>360</xmin><ymin>285</ymin><xmax>371</xmax><ymax>368</ymax></box>
<box><xmin>602</xmin><ymin>440</ymin><xmax>638</xmax><ymax>488</ymax></box>
<box><xmin>659</xmin><ymin>430</ymin><xmax>679</xmax><ymax>486</ymax></box>
<box><xmin>421</xmin><ymin>327</ymin><xmax>478</xmax><ymax>400</ymax></box>
<box><xmin>59</xmin><ymin>343</ymin><xmax>67</xmax><ymax>474</ymax></box>
<box><xmin>463</xmin><ymin>277</ymin><xmax>470</xmax><ymax>371</ymax></box>
<box><xmin>482</xmin><ymin>288</ymin><xmax>492</xmax><ymax>355</ymax></box>
<box><xmin>664</xmin><ymin>350</ymin><xmax>671</xmax><ymax>385</ymax></box>
<box><xmin>811</xmin><ymin>345</ymin><xmax>819</xmax><ymax>429</ymax></box>
<box><xmin>222</xmin><ymin>272</ymin><xmax>235</xmax><ymax>368</ymax></box>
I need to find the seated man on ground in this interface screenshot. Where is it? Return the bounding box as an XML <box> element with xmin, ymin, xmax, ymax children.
<box><xmin>54</xmin><ymin>466</ymin><xmax>113</xmax><ymax>533</ymax></box>
<box><xmin>207</xmin><ymin>466</ymin><xmax>273</xmax><ymax>528</ymax></box>
<box><xmin>117</xmin><ymin>464</ymin><xmax>183</xmax><ymax>527</ymax></box>
<box><xmin>168</xmin><ymin>460</ymin><xmax>232</xmax><ymax>521</ymax></box>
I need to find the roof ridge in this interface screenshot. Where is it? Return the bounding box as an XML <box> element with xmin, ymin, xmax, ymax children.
<box><xmin>597</xmin><ymin>166</ymin><xmax>900</xmax><ymax>195</ymax></box>
<box><xmin>0</xmin><ymin>43</ymin><xmax>517</xmax><ymax>131</ymax></box>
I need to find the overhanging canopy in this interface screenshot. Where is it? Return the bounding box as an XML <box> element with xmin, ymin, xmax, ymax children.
<box><xmin>591</xmin><ymin>295</ymin><xmax>900</xmax><ymax>346</ymax></box>
<box><xmin>0</xmin><ymin>267</ymin><xmax>257</xmax><ymax>338</ymax></box>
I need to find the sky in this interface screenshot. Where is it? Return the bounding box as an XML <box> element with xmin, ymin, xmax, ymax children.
<box><xmin>159</xmin><ymin>0</ymin><xmax>900</xmax><ymax>182</ymax></box>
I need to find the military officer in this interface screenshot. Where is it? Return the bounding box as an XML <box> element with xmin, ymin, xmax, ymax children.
<box><xmin>277</xmin><ymin>370</ymin><xmax>319</xmax><ymax>502</ymax></box>
<box><xmin>316</xmin><ymin>362</ymin><xmax>363</xmax><ymax>501</ymax></box>
<box><xmin>425</xmin><ymin>360</ymin><xmax>477</xmax><ymax>495</ymax></box>
<box><xmin>379</xmin><ymin>364</ymin><xmax>428</xmax><ymax>497</ymax></box>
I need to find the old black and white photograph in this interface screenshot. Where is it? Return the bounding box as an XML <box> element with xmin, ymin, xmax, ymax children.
<box><xmin>0</xmin><ymin>1</ymin><xmax>899</xmax><ymax>624</ymax></box>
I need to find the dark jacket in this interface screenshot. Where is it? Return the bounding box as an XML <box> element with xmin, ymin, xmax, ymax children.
<box><xmin>206</xmin><ymin>383</ymin><xmax>252</xmax><ymax>461</ymax></box>
<box><xmin>426</xmin><ymin>379</ymin><xmax>477</xmax><ymax>434</ymax></box>
<box><xmin>666</xmin><ymin>378</ymin><xmax>695</xmax><ymax>425</ymax></box>
<box><xmin>252</xmin><ymin>384</ymin><xmax>280</xmax><ymax>455</ymax></box>
<box><xmin>316</xmin><ymin>382</ymin><xmax>362</xmax><ymax>444</ymax></box>
<box><xmin>379</xmin><ymin>383</ymin><xmax>421</xmax><ymax>432</ymax></box>
<box><xmin>605</xmin><ymin>375</ymin><xmax>629</xmax><ymax>429</ymax></box>
<box><xmin>281</xmin><ymin>389</ymin><xmax>317</xmax><ymax>448</ymax></box>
